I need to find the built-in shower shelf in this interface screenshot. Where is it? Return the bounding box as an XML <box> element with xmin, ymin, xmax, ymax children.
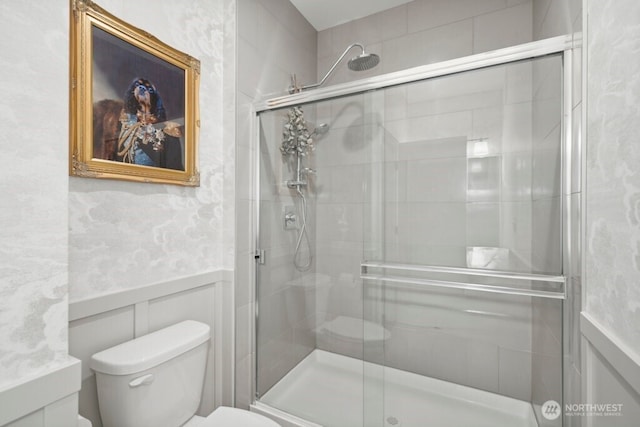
<box><xmin>316</xmin><ymin>315</ymin><xmax>391</xmax><ymax>342</ymax></box>
<box><xmin>361</xmin><ymin>261</ymin><xmax>565</xmax><ymax>299</ymax></box>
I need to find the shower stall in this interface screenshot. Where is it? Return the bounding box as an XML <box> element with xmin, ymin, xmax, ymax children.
<box><xmin>250</xmin><ymin>35</ymin><xmax>578</xmax><ymax>427</ymax></box>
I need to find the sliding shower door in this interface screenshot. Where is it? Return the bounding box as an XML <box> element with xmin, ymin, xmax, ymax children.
<box><xmin>255</xmin><ymin>91</ymin><xmax>388</xmax><ymax>426</ymax></box>
<box><xmin>361</xmin><ymin>54</ymin><xmax>566</xmax><ymax>427</ymax></box>
<box><xmin>255</xmin><ymin>51</ymin><xmax>568</xmax><ymax>427</ymax></box>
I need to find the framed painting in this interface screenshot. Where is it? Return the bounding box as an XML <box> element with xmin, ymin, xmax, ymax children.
<box><xmin>69</xmin><ymin>0</ymin><xmax>200</xmax><ymax>186</ymax></box>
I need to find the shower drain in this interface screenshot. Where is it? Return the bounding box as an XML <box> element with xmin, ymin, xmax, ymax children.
<box><xmin>386</xmin><ymin>416</ymin><xmax>400</xmax><ymax>426</ymax></box>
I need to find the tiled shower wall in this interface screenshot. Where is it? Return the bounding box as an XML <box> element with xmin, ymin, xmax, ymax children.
<box><xmin>317</xmin><ymin>0</ymin><xmax>534</xmax><ymax>87</ymax></box>
<box><xmin>380</xmin><ymin>58</ymin><xmax>555</xmax><ymax>402</ymax></box>
<box><xmin>235</xmin><ymin>0</ymin><xmax>317</xmax><ymax>408</ymax></box>
<box><xmin>313</xmin><ymin>0</ymin><xmax>540</xmax><ymax>402</ymax></box>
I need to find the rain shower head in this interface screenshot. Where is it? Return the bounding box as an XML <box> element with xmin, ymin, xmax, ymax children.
<box><xmin>348</xmin><ymin>52</ymin><xmax>380</xmax><ymax>71</ymax></box>
<box><xmin>290</xmin><ymin>43</ymin><xmax>380</xmax><ymax>93</ymax></box>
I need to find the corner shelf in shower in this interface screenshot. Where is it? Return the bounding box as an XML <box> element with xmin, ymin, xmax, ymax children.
<box><xmin>316</xmin><ymin>315</ymin><xmax>391</xmax><ymax>343</ymax></box>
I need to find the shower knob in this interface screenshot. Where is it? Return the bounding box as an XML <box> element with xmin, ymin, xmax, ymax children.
<box><xmin>284</xmin><ymin>210</ymin><xmax>298</xmax><ymax>230</ymax></box>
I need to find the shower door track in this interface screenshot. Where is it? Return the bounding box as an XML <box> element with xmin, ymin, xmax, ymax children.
<box><xmin>254</xmin><ymin>34</ymin><xmax>579</xmax><ymax>112</ymax></box>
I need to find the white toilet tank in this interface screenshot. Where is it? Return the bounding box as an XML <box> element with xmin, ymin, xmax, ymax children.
<box><xmin>90</xmin><ymin>320</ymin><xmax>210</xmax><ymax>427</ymax></box>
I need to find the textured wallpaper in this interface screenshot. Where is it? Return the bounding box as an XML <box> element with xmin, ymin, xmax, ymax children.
<box><xmin>586</xmin><ymin>0</ymin><xmax>640</xmax><ymax>354</ymax></box>
<box><xmin>69</xmin><ymin>0</ymin><xmax>228</xmax><ymax>301</ymax></box>
<box><xmin>0</xmin><ymin>1</ymin><xmax>71</xmax><ymax>387</ymax></box>
<box><xmin>0</xmin><ymin>0</ymin><xmax>230</xmax><ymax>391</ymax></box>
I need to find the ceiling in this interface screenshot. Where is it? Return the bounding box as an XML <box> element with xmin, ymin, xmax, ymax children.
<box><xmin>289</xmin><ymin>0</ymin><xmax>414</xmax><ymax>31</ymax></box>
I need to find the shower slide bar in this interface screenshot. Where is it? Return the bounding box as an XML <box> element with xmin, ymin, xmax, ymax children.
<box><xmin>361</xmin><ymin>261</ymin><xmax>566</xmax><ymax>300</ymax></box>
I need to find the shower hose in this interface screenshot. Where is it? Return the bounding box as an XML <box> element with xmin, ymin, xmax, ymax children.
<box><xmin>293</xmin><ymin>187</ymin><xmax>312</xmax><ymax>271</ymax></box>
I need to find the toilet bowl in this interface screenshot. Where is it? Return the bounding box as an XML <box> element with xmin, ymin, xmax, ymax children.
<box><xmin>90</xmin><ymin>320</ymin><xmax>279</xmax><ymax>427</ymax></box>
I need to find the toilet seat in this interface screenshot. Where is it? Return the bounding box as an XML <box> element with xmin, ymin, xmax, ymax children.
<box><xmin>185</xmin><ymin>407</ymin><xmax>280</xmax><ymax>427</ymax></box>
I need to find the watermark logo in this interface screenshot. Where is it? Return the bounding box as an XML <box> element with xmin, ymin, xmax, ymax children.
<box><xmin>541</xmin><ymin>401</ymin><xmax>625</xmax><ymax>419</ymax></box>
<box><xmin>565</xmin><ymin>403</ymin><xmax>623</xmax><ymax>417</ymax></box>
<box><xmin>542</xmin><ymin>400</ymin><xmax>561</xmax><ymax>420</ymax></box>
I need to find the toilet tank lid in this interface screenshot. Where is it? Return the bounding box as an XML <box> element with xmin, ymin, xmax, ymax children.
<box><xmin>90</xmin><ymin>320</ymin><xmax>210</xmax><ymax>375</ymax></box>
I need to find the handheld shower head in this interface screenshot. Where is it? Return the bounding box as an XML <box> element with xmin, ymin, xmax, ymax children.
<box><xmin>290</xmin><ymin>43</ymin><xmax>380</xmax><ymax>93</ymax></box>
<box><xmin>311</xmin><ymin>123</ymin><xmax>330</xmax><ymax>137</ymax></box>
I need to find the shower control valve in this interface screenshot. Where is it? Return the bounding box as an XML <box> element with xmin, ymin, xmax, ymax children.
<box><xmin>284</xmin><ymin>208</ymin><xmax>298</xmax><ymax>230</ymax></box>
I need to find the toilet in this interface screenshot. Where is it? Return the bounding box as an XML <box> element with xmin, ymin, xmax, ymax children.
<box><xmin>90</xmin><ymin>320</ymin><xmax>279</xmax><ymax>427</ymax></box>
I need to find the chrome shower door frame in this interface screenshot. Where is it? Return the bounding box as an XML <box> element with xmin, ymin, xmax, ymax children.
<box><xmin>251</xmin><ymin>33</ymin><xmax>582</xmax><ymax>426</ymax></box>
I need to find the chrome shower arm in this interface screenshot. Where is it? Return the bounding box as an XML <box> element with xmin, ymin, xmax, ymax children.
<box><xmin>290</xmin><ymin>43</ymin><xmax>365</xmax><ymax>93</ymax></box>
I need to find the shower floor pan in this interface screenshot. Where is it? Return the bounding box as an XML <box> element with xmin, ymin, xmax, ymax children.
<box><xmin>253</xmin><ymin>349</ymin><xmax>538</xmax><ymax>427</ymax></box>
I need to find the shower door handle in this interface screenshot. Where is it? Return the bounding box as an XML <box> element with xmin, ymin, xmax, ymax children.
<box><xmin>255</xmin><ymin>249</ymin><xmax>266</xmax><ymax>265</ymax></box>
<box><xmin>360</xmin><ymin>261</ymin><xmax>566</xmax><ymax>299</ymax></box>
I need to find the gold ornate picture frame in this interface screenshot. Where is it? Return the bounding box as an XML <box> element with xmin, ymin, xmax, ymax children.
<box><xmin>70</xmin><ymin>0</ymin><xmax>200</xmax><ymax>186</ymax></box>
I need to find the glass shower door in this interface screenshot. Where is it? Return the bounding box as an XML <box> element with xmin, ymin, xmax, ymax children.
<box><xmin>255</xmin><ymin>91</ymin><xmax>387</xmax><ymax>427</ymax></box>
<box><xmin>362</xmin><ymin>54</ymin><xmax>566</xmax><ymax>427</ymax></box>
<box><xmin>254</xmin><ymin>103</ymin><xmax>321</xmax><ymax>404</ymax></box>
<box><xmin>255</xmin><ymin>52</ymin><xmax>566</xmax><ymax>427</ymax></box>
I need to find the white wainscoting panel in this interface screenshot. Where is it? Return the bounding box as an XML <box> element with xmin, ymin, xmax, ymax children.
<box><xmin>0</xmin><ymin>358</ymin><xmax>81</xmax><ymax>427</ymax></box>
<box><xmin>581</xmin><ymin>312</ymin><xmax>640</xmax><ymax>426</ymax></box>
<box><xmin>69</xmin><ymin>270</ymin><xmax>233</xmax><ymax>427</ymax></box>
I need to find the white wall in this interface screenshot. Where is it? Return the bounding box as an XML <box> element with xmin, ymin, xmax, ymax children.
<box><xmin>0</xmin><ymin>0</ymin><xmax>71</xmax><ymax>395</ymax></box>
<box><xmin>63</xmin><ymin>0</ymin><xmax>235</xmax><ymax>424</ymax></box>
<box><xmin>583</xmin><ymin>0</ymin><xmax>640</xmax><ymax>424</ymax></box>
<box><xmin>1</xmin><ymin>0</ymin><xmax>233</xmax><ymax>424</ymax></box>
<box><xmin>223</xmin><ymin>0</ymin><xmax>238</xmax><ymax>273</ymax></box>
<box><xmin>584</xmin><ymin>0</ymin><xmax>640</xmax><ymax>367</ymax></box>
<box><xmin>0</xmin><ymin>1</ymin><xmax>80</xmax><ymax>425</ymax></box>
<box><xmin>68</xmin><ymin>0</ymin><xmax>228</xmax><ymax>302</ymax></box>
